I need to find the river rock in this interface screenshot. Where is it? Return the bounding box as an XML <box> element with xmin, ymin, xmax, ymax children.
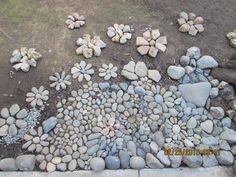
<box><xmin>157</xmin><ymin>150</ymin><xmax>170</xmax><ymax>166</ymax></box>
<box><xmin>182</xmin><ymin>155</ymin><xmax>202</xmax><ymax>167</ymax></box>
<box><xmin>217</xmin><ymin>150</ymin><xmax>234</xmax><ymax>165</ymax></box>
<box><xmin>42</xmin><ymin>117</ymin><xmax>58</xmax><ymax>133</ymax></box>
<box><xmin>90</xmin><ymin>157</ymin><xmax>105</xmax><ymax>172</ymax></box>
<box><xmin>203</xmin><ymin>154</ymin><xmax>218</xmax><ymax>167</ymax></box>
<box><xmin>135</xmin><ymin>62</ymin><xmax>148</xmax><ymax>77</ymax></box>
<box><xmin>130</xmin><ymin>156</ymin><xmax>145</xmax><ymax>169</ymax></box>
<box><xmin>197</xmin><ymin>55</ymin><xmax>218</xmax><ymax>69</ymax></box>
<box><xmin>105</xmin><ymin>156</ymin><xmax>120</xmax><ymax>170</ymax></box>
<box><xmin>210</xmin><ymin>107</ymin><xmax>225</xmax><ymax>119</ymax></box>
<box><xmin>16</xmin><ymin>155</ymin><xmax>35</xmax><ymax>171</ymax></box>
<box><xmin>220</xmin><ymin>127</ymin><xmax>236</xmax><ymax>143</ymax></box>
<box><xmin>200</xmin><ymin>120</ymin><xmax>213</xmax><ymax>133</ymax></box>
<box><xmin>0</xmin><ymin>158</ymin><xmax>18</xmax><ymax>171</ymax></box>
<box><xmin>146</xmin><ymin>153</ymin><xmax>164</xmax><ymax>169</ymax></box>
<box><xmin>167</xmin><ymin>66</ymin><xmax>185</xmax><ymax>80</ymax></box>
<box><xmin>178</xmin><ymin>82</ymin><xmax>211</xmax><ymax>107</ymax></box>
<box><xmin>119</xmin><ymin>150</ymin><xmax>130</xmax><ymax>169</ymax></box>
<box><xmin>148</xmin><ymin>70</ymin><xmax>161</xmax><ymax>83</ymax></box>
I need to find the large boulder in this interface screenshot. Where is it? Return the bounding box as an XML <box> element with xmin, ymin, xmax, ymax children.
<box><xmin>16</xmin><ymin>155</ymin><xmax>35</xmax><ymax>171</ymax></box>
<box><xmin>178</xmin><ymin>82</ymin><xmax>211</xmax><ymax>107</ymax></box>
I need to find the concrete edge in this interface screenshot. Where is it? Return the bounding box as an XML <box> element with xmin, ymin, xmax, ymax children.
<box><xmin>0</xmin><ymin>167</ymin><xmax>234</xmax><ymax>177</ymax></box>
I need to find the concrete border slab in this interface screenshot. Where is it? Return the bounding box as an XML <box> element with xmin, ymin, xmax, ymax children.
<box><xmin>140</xmin><ymin>166</ymin><xmax>235</xmax><ymax>177</ymax></box>
<box><xmin>0</xmin><ymin>167</ymin><xmax>234</xmax><ymax>177</ymax></box>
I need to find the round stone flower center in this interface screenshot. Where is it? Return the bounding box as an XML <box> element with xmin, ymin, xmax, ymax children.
<box><xmin>80</xmin><ymin>69</ymin><xmax>86</xmax><ymax>74</ymax></box>
<box><xmin>172</xmin><ymin>124</ymin><xmax>181</xmax><ymax>134</ymax></box>
<box><xmin>36</xmin><ymin>94</ymin><xmax>41</xmax><ymax>99</ymax></box>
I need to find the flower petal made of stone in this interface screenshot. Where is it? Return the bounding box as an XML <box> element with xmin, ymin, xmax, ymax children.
<box><xmin>104</xmin><ymin>74</ymin><xmax>111</xmax><ymax>80</ymax></box>
<box><xmin>84</xmin><ymin>74</ymin><xmax>91</xmax><ymax>81</ymax></box>
<box><xmin>72</xmin><ymin>72</ymin><xmax>80</xmax><ymax>79</ymax></box>
<box><xmin>61</xmin><ymin>71</ymin><xmax>66</xmax><ymax>80</ymax></box>
<box><xmin>78</xmin><ymin>74</ymin><xmax>84</xmax><ymax>82</ymax></box>
<box><xmin>37</xmin><ymin>98</ymin><xmax>43</xmax><ymax>106</ymax></box>
<box><xmin>49</xmin><ymin>76</ymin><xmax>58</xmax><ymax>82</ymax></box>
<box><xmin>26</xmin><ymin>92</ymin><xmax>35</xmax><ymax>97</ymax></box>
<box><xmin>86</xmin><ymin>69</ymin><xmax>94</xmax><ymax>74</ymax></box>
<box><xmin>60</xmin><ymin>82</ymin><xmax>66</xmax><ymax>90</ymax></box>
<box><xmin>99</xmin><ymin>72</ymin><xmax>106</xmax><ymax>77</ymax></box>
<box><xmin>55</xmin><ymin>72</ymin><xmax>60</xmax><ymax>79</ymax></box>
<box><xmin>9</xmin><ymin>104</ymin><xmax>20</xmax><ymax>116</ymax></box>
<box><xmin>71</xmin><ymin>67</ymin><xmax>80</xmax><ymax>74</ymax></box>
<box><xmin>1</xmin><ymin>108</ymin><xmax>9</xmax><ymax>118</ymax></box>
<box><xmin>30</xmin><ymin>99</ymin><xmax>37</xmax><ymax>107</ymax></box>
<box><xmin>56</xmin><ymin>84</ymin><xmax>61</xmax><ymax>91</ymax></box>
<box><xmin>111</xmin><ymin>72</ymin><xmax>117</xmax><ymax>78</ymax></box>
<box><xmin>111</xmin><ymin>66</ymin><xmax>118</xmax><ymax>72</ymax></box>
<box><xmin>99</xmin><ymin>68</ymin><xmax>106</xmax><ymax>72</ymax></box>
<box><xmin>64</xmin><ymin>75</ymin><xmax>71</xmax><ymax>81</ymax></box>
<box><xmin>41</xmin><ymin>95</ymin><xmax>49</xmax><ymax>101</ymax></box>
<box><xmin>42</xmin><ymin>90</ymin><xmax>49</xmax><ymax>96</ymax></box>
<box><xmin>102</xmin><ymin>64</ymin><xmax>108</xmax><ymax>69</ymax></box>
<box><xmin>31</xmin><ymin>87</ymin><xmax>38</xmax><ymax>94</ymax></box>
<box><xmin>50</xmin><ymin>82</ymin><xmax>58</xmax><ymax>88</ymax></box>
<box><xmin>64</xmin><ymin>80</ymin><xmax>71</xmax><ymax>85</ymax></box>
<box><xmin>80</xmin><ymin>61</ymin><xmax>86</xmax><ymax>68</ymax></box>
<box><xmin>85</xmin><ymin>63</ymin><xmax>92</xmax><ymax>70</ymax></box>
<box><xmin>108</xmin><ymin>63</ymin><xmax>113</xmax><ymax>69</ymax></box>
<box><xmin>26</xmin><ymin>97</ymin><xmax>35</xmax><ymax>102</ymax></box>
<box><xmin>38</xmin><ymin>86</ymin><xmax>45</xmax><ymax>94</ymax></box>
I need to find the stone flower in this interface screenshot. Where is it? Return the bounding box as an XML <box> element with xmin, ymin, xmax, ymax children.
<box><xmin>71</xmin><ymin>60</ymin><xmax>94</xmax><ymax>82</ymax></box>
<box><xmin>49</xmin><ymin>71</ymin><xmax>71</xmax><ymax>91</ymax></box>
<box><xmin>101</xmin><ymin>117</ymin><xmax>120</xmax><ymax>138</ymax></box>
<box><xmin>137</xmin><ymin>77</ymin><xmax>153</xmax><ymax>90</ymax></box>
<box><xmin>26</xmin><ymin>86</ymin><xmax>49</xmax><ymax>107</ymax></box>
<box><xmin>177</xmin><ymin>11</ymin><xmax>204</xmax><ymax>36</ymax></box>
<box><xmin>76</xmin><ymin>34</ymin><xmax>106</xmax><ymax>59</ymax></box>
<box><xmin>164</xmin><ymin>117</ymin><xmax>189</xmax><ymax>148</ymax></box>
<box><xmin>65</xmin><ymin>12</ymin><xmax>85</xmax><ymax>29</ymax></box>
<box><xmin>98</xmin><ymin>63</ymin><xmax>118</xmax><ymax>80</ymax></box>
<box><xmin>107</xmin><ymin>24</ymin><xmax>132</xmax><ymax>44</ymax></box>
<box><xmin>10</xmin><ymin>47</ymin><xmax>42</xmax><ymax>72</ymax></box>
<box><xmin>0</xmin><ymin>104</ymin><xmax>28</xmax><ymax>137</ymax></box>
<box><xmin>22</xmin><ymin>126</ymin><xmax>49</xmax><ymax>153</ymax></box>
<box><xmin>136</xmin><ymin>29</ymin><xmax>167</xmax><ymax>58</ymax></box>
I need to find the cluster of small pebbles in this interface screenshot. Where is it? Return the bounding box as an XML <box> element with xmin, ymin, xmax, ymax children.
<box><xmin>18</xmin><ymin>64</ymin><xmax>236</xmax><ymax>171</ymax></box>
<box><xmin>10</xmin><ymin>47</ymin><xmax>42</xmax><ymax>72</ymax></box>
<box><xmin>226</xmin><ymin>29</ymin><xmax>236</xmax><ymax>48</ymax></box>
<box><xmin>65</xmin><ymin>13</ymin><xmax>86</xmax><ymax>30</ymax></box>
<box><xmin>136</xmin><ymin>29</ymin><xmax>167</xmax><ymax>58</ymax></box>
<box><xmin>49</xmin><ymin>71</ymin><xmax>71</xmax><ymax>91</ymax></box>
<box><xmin>107</xmin><ymin>24</ymin><xmax>132</xmax><ymax>44</ymax></box>
<box><xmin>167</xmin><ymin>47</ymin><xmax>218</xmax><ymax>84</ymax></box>
<box><xmin>177</xmin><ymin>11</ymin><xmax>204</xmax><ymax>36</ymax></box>
<box><xmin>75</xmin><ymin>34</ymin><xmax>106</xmax><ymax>59</ymax></box>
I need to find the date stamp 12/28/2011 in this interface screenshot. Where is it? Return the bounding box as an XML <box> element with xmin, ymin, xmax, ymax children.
<box><xmin>164</xmin><ymin>148</ymin><xmax>221</xmax><ymax>156</ymax></box>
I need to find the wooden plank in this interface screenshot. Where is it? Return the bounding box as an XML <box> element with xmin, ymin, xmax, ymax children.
<box><xmin>211</xmin><ymin>68</ymin><xmax>236</xmax><ymax>85</ymax></box>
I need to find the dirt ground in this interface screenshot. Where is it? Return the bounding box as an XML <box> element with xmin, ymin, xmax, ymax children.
<box><xmin>0</xmin><ymin>0</ymin><xmax>236</xmax><ymax>158</ymax></box>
